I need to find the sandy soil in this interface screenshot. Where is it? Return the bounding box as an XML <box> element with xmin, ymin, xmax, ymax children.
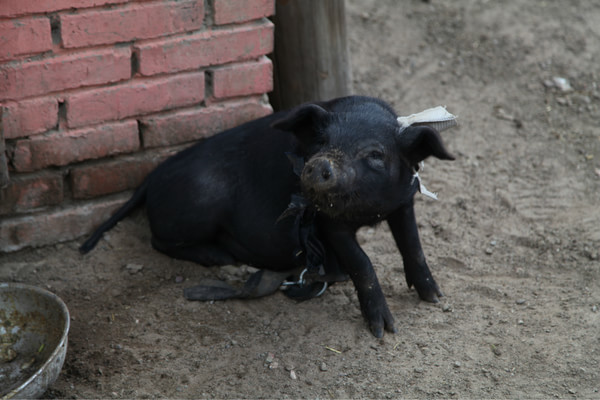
<box><xmin>2</xmin><ymin>0</ymin><xmax>599</xmax><ymax>398</ymax></box>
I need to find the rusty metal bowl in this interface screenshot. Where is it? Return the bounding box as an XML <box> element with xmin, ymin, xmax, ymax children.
<box><xmin>0</xmin><ymin>283</ymin><xmax>70</xmax><ymax>399</ymax></box>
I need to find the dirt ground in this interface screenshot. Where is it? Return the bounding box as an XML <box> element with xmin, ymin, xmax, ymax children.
<box><xmin>2</xmin><ymin>0</ymin><xmax>599</xmax><ymax>398</ymax></box>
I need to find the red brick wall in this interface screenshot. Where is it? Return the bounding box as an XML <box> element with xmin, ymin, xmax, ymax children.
<box><xmin>0</xmin><ymin>0</ymin><xmax>275</xmax><ymax>252</ymax></box>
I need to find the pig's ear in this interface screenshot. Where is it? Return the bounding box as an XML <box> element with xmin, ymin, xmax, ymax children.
<box><xmin>398</xmin><ymin>125</ymin><xmax>455</xmax><ymax>165</ymax></box>
<box><xmin>271</xmin><ymin>104</ymin><xmax>329</xmax><ymax>140</ymax></box>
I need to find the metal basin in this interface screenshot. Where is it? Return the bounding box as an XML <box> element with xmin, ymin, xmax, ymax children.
<box><xmin>0</xmin><ymin>283</ymin><xmax>70</xmax><ymax>399</ymax></box>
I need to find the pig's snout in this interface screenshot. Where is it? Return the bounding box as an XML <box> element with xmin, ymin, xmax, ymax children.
<box><xmin>300</xmin><ymin>155</ymin><xmax>356</xmax><ymax>212</ymax></box>
<box><xmin>302</xmin><ymin>157</ymin><xmax>336</xmax><ymax>190</ymax></box>
<box><xmin>301</xmin><ymin>152</ymin><xmax>371</xmax><ymax>217</ymax></box>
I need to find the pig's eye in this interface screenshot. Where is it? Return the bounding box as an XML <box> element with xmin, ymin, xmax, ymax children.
<box><xmin>366</xmin><ymin>150</ymin><xmax>385</xmax><ymax>169</ymax></box>
<box><xmin>368</xmin><ymin>150</ymin><xmax>385</xmax><ymax>160</ymax></box>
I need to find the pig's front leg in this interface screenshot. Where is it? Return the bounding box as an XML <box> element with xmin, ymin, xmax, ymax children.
<box><xmin>387</xmin><ymin>203</ymin><xmax>443</xmax><ymax>303</ymax></box>
<box><xmin>323</xmin><ymin>224</ymin><xmax>397</xmax><ymax>338</ymax></box>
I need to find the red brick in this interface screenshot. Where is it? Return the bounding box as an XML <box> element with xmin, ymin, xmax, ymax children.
<box><xmin>0</xmin><ymin>0</ymin><xmax>128</xmax><ymax>18</ymax></box>
<box><xmin>60</xmin><ymin>0</ymin><xmax>203</xmax><ymax>49</ymax></box>
<box><xmin>0</xmin><ymin>17</ymin><xmax>52</xmax><ymax>61</ymax></box>
<box><xmin>11</xmin><ymin>120</ymin><xmax>139</xmax><ymax>172</ymax></box>
<box><xmin>134</xmin><ymin>22</ymin><xmax>274</xmax><ymax>76</ymax></box>
<box><xmin>0</xmin><ymin>197</ymin><xmax>127</xmax><ymax>252</ymax></box>
<box><xmin>212</xmin><ymin>57</ymin><xmax>273</xmax><ymax>99</ymax></box>
<box><xmin>0</xmin><ymin>172</ymin><xmax>63</xmax><ymax>215</ymax></box>
<box><xmin>214</xmin><ymin>0</ymin><xmax>275</xmax><ymax>25</ymax></box>
<box><xmin>140</xmin><ymin>99</ymin><xmax>272</xmax><ymax>147</ymax></box>
<box><xmin>0</xmin><ymin>47</ymin><xmax>131</xmax><ymax>101</ymax></box>
<box><xmin>1</xmin><ymin>97</ymin><xmax>58</xmax><ymax>139</ymax></box>
<box><xmin>65</xmin><ymin>72</ymin><xmax>204</xmax><ymax>128</ymax></box>
<box><xmin>70</xmin><ymin>155</ymin><xmax>165</xmax><ymax>199</ymax></box>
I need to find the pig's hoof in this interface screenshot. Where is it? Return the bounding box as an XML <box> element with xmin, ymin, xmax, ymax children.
<box><xmin>369</xmin><ymin>316</ymin><xmax>397</xmax><ymax>338</ymax></box>
<box><xmin>364</xmin><ymin>304</ymin><xmax>397</xmax><ymax>338</ymax></box>
<box><xmin>405</xmin><ymin>268</ymin><xmax>443</xmax><ymax>303</ymax></box>
<box><xmin>414</xmin><ymin>278</ymin><xmax>443</xmax><ymax>303</ymax></box>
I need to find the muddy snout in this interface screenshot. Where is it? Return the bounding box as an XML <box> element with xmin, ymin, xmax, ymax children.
<box><xmin>301</xmin><ymin>155</ymin><xmax>355</xmax><ymax>203</ymax></box>
<box><xmin>301</xmin><ymin>156</ymin><xmax>337</xmax><ymax>191</ymax></box>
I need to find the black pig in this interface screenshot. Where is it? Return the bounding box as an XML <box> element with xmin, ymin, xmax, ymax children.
<box><xmin>80</xmin><ymin>96</ymin><xmax>455</xmax><ymax>337</ymax></box>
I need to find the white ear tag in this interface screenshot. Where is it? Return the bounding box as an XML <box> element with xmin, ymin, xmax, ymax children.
<box><xmin>397</xmin><ymin>106</ymin><xmax>457</xmax><ymax>132</ymax></box>
<box><xmin>399</xmin><ymin>106</ymin><xmax>458</xmax><ymax>200</ymax></box>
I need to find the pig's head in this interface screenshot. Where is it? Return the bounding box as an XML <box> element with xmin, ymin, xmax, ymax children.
<box><xmin>272</xmin><ymin>96</ymin><xmax>455</xmax><ymax>223</ymax></box>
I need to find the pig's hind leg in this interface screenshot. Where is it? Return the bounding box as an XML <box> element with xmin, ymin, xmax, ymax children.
<box><xmin>146</xmin><ymin>181</ymin><xmax>240</xmax><ymax>266</ymax></box>
<box><xmin>151</xmin><ymin>235</ymin><xmax>237</xmax><ymax>266</ymax></box>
